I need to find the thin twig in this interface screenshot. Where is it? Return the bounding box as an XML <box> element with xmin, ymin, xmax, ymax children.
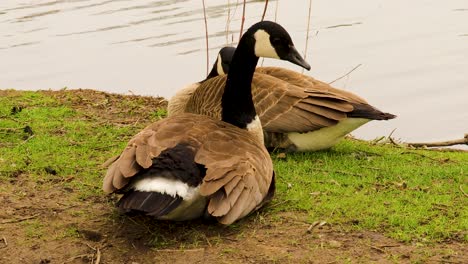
<box><xmin>201</xmin><ymin>0</ymin><xmax>209</xmax><ymax>75</ymax></box>
<box><xmin>387</xmin><ymin>128</ymin><xmax>400</xmax><ymax>146</ymax></box>
<box><xmin>94</xmin><ymin>247</ymin><xmax>101</xmax><ymax>264</ymax></box>
<box><xmin>261</xmin><ymin>0</ymin><xmax>269</xmax><ymax>21</ymax></box>
<box><xmin>302</xmin><ymin>0</ymin><xmax>312</xmax><ymax>74</ymax></box>
<box><xmin>204</xmin><ymin>235</ymin><xmax>212</xmax><ymax>247</ymax></box>
<box><xmin>1</xmin><ymin>213</ymin><xmax>40</xmax><ymax>224</ymax></box>
<box><xmin>459</xmin><ymin>185</ymin><xmax>468</xmax><ymax>198</ymax></box>
<box><xmin>83</xmin><ymin>242</ymin><xmax>96</xmax><ymax>251</ymax></box>
<box><xmin>239</xmin><ymin>0</ymin><xmax>246</xmax><ymax>40</ymax></box>
<box><xmin>328</xmin><ymin>64</ymin><xmax>362</xmax><ymax>84</ymax></box>
<box><xmin>370</xmin><ymin>245</ymin><xmax>386</xmax><ymax>253</ymax></box>
<box><xmin>407</xmin><ymin>134</ymin><xmax>468</xmax><ymax>148</ymax></box>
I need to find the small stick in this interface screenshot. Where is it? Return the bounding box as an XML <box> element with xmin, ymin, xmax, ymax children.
<box><xmin>83</xmin><ymin>242</ymin><xmax>96</xmax><ymax>251</ymax></box>
<box><xmin>370</xmin><ymin>245</ymin><xmax>385</xmax><ymax>253</ymax></box>
<box><xmin>407</xmin><ymin>134</ymin><xmax>468</xmax><ymax>148</ymax></box>
<box><xmin>239</xmin><ymin>0</ymin><xmax>246</xmax><ymax>40</ymax></box>
<box><xmin>261</xmin><ymin>0</ymin><xmax>269</xmax><ymax>21</ymax></box>
<box><xmin>1</xmin><ymin>213</ymin><xmax>40</xmax><ymax>224</ymax></box>
<box><xmin>201</xmin><ymin>0</ymin><xmax>209</xmax><ymax>75</ymax></box>
<box><xmin>328</xmin><ymin>64</ymin><xmax>362</xmax><ymax>84</ymax></box>
<box><xmin>94</xmin><ymin>247</ymin><xmax>101</xmax><ymax>264</ymax></box>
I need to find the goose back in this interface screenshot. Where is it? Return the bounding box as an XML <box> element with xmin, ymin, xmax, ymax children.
<box><xmin>103</xmin><ymin>113</ymin><xmax>274</xmax><ymax>224</ymax></box>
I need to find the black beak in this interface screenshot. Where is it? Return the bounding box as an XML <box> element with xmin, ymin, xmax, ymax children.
<box><xmin>285</xmin><ymin>46</ymin><xmax>311</xmax><ymax>70</ymax></box>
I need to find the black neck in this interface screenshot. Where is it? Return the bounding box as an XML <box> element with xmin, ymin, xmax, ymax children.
<box><xmin>221</xmin><ymin>35</ymin><xmax>258</xmax><ymax>129</ymax></box>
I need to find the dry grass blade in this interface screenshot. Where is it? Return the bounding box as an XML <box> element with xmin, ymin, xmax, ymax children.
<box><xmin>328</xmin><ymin>64</ymin><xmax>362</xmax><ymax>84</ymax></box>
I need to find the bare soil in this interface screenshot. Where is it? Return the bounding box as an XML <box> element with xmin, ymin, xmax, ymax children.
<box><xmin>0</xmin><ymin>89</ymin><xmax>466</xmax><ymax>264</ymax></box>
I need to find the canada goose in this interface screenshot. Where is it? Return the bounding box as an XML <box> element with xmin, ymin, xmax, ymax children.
<box><xmin>103</xmin><ymin>21</ymin><xmax>310</xmax><ymax>225</ymax></box>
<box><xmin>168</xmin><ymin>47</ymin><xmax>396</xmax><ymax>152</ymax></box>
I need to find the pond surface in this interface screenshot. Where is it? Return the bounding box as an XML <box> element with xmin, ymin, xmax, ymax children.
<box><xmin>1</xmin><ymin>0</ymin><xmax>467</xmax><ymax>146</ymax></box>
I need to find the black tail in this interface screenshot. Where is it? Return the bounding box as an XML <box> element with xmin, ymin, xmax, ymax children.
<box><xmin>117</xmin><ymin>191</ymin><xmax>182</xmax><ymax>217</ymax></box>
<box><xmin>348</xmin><ymin>103</ymin><xmax>396</xmax><ymax>120</ymax></box>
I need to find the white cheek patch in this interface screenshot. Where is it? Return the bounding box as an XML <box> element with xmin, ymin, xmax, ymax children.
<box><xmin>254</xmin><ymin>30</ymin><xmax>280</xmax><ymax>59</ymax></box>
<box><xmin>216</xmin><ymin>54</ymin><xmax>224</xmax><ymax>75</ymax></box>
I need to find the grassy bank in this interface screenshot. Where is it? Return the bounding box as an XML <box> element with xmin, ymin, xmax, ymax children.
<box><xmin>0</xmin><ymin>89</ymin><xmax>467</xmax><ymax>263</ymax></box>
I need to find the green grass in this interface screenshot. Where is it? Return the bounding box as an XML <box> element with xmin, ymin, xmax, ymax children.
<box><xmin>0</xmin><ymin>90</ymin><xmax>466</xmax><ymax>243</ymax></box>
<box><xmin>271</xmin><ymin>140</ymin><xmax>468</xmax><ymax>242</ymax></box>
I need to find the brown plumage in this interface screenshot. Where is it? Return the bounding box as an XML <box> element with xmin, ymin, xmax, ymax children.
<box><xmin>103</xmin><ymin>21</ymin><xmax>311</xmax><ymax>224</ymax></box>
<box><xmin>169</xmin><ymin>63</ymin><xmax>396</xmax><ymax>151</ymax></box>
<box><xmin>103</xmin><ymin>113</ymin><xmax>274</xmax><ymax>225</ymax></box>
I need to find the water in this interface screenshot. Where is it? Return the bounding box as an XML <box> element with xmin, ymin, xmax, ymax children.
<box><xmin>1</xmin><ymin>0</ymin><xmax>467</xmax><ymax>146</ymax></box>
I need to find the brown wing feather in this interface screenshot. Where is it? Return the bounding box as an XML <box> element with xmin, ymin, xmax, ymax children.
<box><xmin>102</xmin><ymin>113</ymin><xmax>273</xmax><ymax>225</ymax></box>
<box><xmin>182</xmin><ymin>68</ymin><xmax>368</xmax><ymax>134</ymax></box>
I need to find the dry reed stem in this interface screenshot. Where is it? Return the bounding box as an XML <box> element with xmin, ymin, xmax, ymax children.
<box><xmin>239</xmin><ymin>0</ymin><xmax>246</xmax><ymax>40</ymax></box>
<box><xmin>302</xmin><ymin>0</ymin><xmax>312</xmax><ymax>73</ymax></box>
<box><xmin>274</xmin><ymin>0</ymin><xmax>279</xmax><ymax>21</ymax></box>
<box><xmin>226</xmin><ymin>0</ymin><xmax>231</xmax><ymax>44</ymax></box>
<box><xmin>261</xmin><ymin>0</ymin><xmax>269</xmax><ymax>21</ymax></box>
<box><xmin>202</xmin><ymin>0</ymin><xmax>209</xmax><ymax>75</ymax></box>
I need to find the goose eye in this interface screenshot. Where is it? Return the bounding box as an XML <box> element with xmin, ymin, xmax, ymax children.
<box><xmin>271</xmin><ymin>38</ymin><xmax>282</xmax><ymax>46</ymax></box>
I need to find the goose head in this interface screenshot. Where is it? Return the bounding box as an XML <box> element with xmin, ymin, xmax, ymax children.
<box><xmin>249</xmin><ymin>21</ymin><xmax>311</xmax><ymax>70</ymax></box>
<box><xmin>207</xmin><ymin>47</ymin><xmax>236</xmax><ymax>79</ymax></box>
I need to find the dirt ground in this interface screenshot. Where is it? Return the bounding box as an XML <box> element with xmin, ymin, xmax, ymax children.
<box><xmin>1</xmin><ymin>176</ymin><xmax>466</xmax><ymax>264</ymax></box>
<box><xmin>0</xmin><ymin>90</ymin><xmax>466</xmax><ymax>263</ymax></box>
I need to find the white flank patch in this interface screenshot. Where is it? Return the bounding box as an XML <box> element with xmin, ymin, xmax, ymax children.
<box><xmin>133</xmin><ymin>177</ymin><xmax>192</xmax><ymax>199</ymax></box>
<box><xmin>247</xmin><ymin>115</ymin><xmax>262</xmax><ymax>131</ymax></box>
<box><xmin>253</xmin><ymin>30</ymin><xmax>280</xmax><ymax>59</ymax></box>
<box><xmin>216</xmin><ymin>53</ymin><xmax>225</xmax><ymax>75</ymax></box>
<box><xmin>288</xmin><ymin>118</ymin><xmax>369</xmax><ymax>151</ymax></box>
<box><xmin>160</xmin><ymin>186</ymin><xmax>208</xmax><ymax>221</ymax></box>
